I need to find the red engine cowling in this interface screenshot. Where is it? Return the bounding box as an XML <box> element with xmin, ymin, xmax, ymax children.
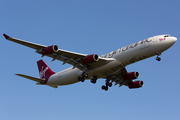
<box><xmin>82</xmin><ymin>54</ymin><xmax>99</xmax><ymax>64</ymax></box>
<box><xmin>123</xmin><ymin>72</ymin><xmax>139</xmax><ymax>80</ymax></box>
<box><xmin>128</xmin><ymin>80</ymin><xmax>144</xmax><ymax>89</ymax></box>
<box><xmin>41</xmin><ymin>45</ymin><xmax>58</xmax><ymax>55</ymax></box>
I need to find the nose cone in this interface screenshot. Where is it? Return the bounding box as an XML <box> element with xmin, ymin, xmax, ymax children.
<box><xmin>168</xmin><ymin>37</ymin><xmax>177</xmax><ymax>47</ymax></box>
<box><xmin>166</xmin><ymin>36</ymin><xmax>177</xmax><ymax>48</ymax></box>
<box><xmin>155</xmin><ymin>35</ymin><xmax>177</xmax><ymax>53</ymax></box>
<box><xmin>171</xmin><ymin>37</ymin><xmax>177</xmax><ymax>43</ymax></box>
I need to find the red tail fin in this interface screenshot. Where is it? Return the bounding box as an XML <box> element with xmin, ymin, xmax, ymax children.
<box><xmin>37</xmin><ymin>60</ymin><xmax>55</xmax><ymax>83</ymax></box>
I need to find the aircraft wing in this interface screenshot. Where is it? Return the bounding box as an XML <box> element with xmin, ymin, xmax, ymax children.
<box><xmin>4</xmin><ymin>34</ymin><xmax>113</xmax><ymax>70</ymax></box>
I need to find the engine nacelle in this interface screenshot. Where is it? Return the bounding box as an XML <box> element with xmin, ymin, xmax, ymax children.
<box><xmin>128</xmin><ymin>80</ymin><xmax>144</xmax><ymax>89</ymax></box>
<box><xmin>41</xmin><ymin>45</ymin><xmax>58</xmax><ymax>55</ymax></box>
<box><xmin>123</xmin><ymin>72</ymin><xmax>139</xmax><ymax>80</ymax></box>
<box><xmin>82</xmin><ymin>54</ymin><xmax>99</xmax><ymax>64</ymax></box>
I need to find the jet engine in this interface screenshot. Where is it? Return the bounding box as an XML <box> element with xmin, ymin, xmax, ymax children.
<box><xmin>128</xmin><ymin>80</ymin><xmax>144</xmax><ymax>89</ymax></box>
<box><xmin>82</xmin><ymin>54</ymin><xmax>99</xmax><ymax>64</ymax></box>
<box><xmin>123</xmin><ymin>72</ymin><xmax>139</xmax><ymax>80</ymax></box>
<box><xmin>41</xmin><ymin>45</ymin><xmax>58</xmax><ymax>55</ymax></box>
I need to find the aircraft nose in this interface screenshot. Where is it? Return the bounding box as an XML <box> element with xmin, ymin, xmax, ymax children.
<box><xmin>171</xmin><ymin>37</ymin><xmax>177</xmax><ymax>43</ymax></box>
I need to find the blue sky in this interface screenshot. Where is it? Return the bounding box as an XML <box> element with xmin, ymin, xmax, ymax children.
<box><xmin>1</xmin><ymin>0</ymin><xmax>180</xmax><ymax>120</ymax></box>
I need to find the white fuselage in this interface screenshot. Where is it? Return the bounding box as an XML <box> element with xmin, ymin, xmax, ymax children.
<box><xmin>47</xmin><ymin>35</ymin><xmax>177</xmax><ymax>86</ymax></box>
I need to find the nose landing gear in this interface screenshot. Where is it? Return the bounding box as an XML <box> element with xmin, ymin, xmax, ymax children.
<box><xmin>156</xmin><ymin>51</ymin><xmax>161</xmax><ymax>61</ymax></box>
<box><xmin>156</xmin><ymin>57</ymin><xmax>161</xmax><ymax>61</ymax></box>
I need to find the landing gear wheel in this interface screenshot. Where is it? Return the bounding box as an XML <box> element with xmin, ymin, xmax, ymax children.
<box><xmin>78</xmin><ymin>72</ymin><xmax>89</xmax><ymax>82</ymax></box>
<box><xmin>101</xmin><ymin>85</ymin><xmax>108</xmax><ymax>91</ymax></box>
<box><xmin>156</xmin><ymin>52</ymin><xmax>161</xmax><ymax>61</ymax></box>
<box><xmin>81</xmin><ymin>78</ymin><xmax>85</xmax><ymax>82</ymax></box>
<box><xmin>91</xmin><ymin>79</ymin><xmax>96</xmax><ymax>84</ymax></box>
<box><xmin>104</xmin><ymin>86</ymin><xmax>108</xmax><ymax>91</ymax></box>
<box><xmin>78</xmin><ymin>77</ymin><xmax>82</xmax><ymax>81</ymax></box>
<box><xmin>78</xmin><ymin>76</ymin><xmax>85</xmax><ymax>82</ymax></box>
<box><xmin>156</xmin><ymin>57</ymin><xmax>161</xmax><ymax>61</ymax></box>
<box><xmin>90</xmin><ymin>76</ymin><xmax>97</xmax><ymax>84</ymax></box>
<box><xmin>102</xmin><ymin>85</ymin><xmax>106</xmax><ymax>90</ymax></box>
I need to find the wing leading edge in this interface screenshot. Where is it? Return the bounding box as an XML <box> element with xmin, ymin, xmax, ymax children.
<box><xmin>3</xmin><ymin>34</ymin><xmax>113</xmax><ymax>70</ymax></box>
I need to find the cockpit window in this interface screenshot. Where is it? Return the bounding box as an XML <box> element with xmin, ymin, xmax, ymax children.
<box><xmin>164</xmin><ymin>35</ymin><xmax>172</xmax><ymax>37</ymax></box>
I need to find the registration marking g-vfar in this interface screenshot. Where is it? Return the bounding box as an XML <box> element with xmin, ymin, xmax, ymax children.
<box><xmin>100</xmin><ymin>37</ymin><xmax>153</xmax><ymax>59</ymax></box>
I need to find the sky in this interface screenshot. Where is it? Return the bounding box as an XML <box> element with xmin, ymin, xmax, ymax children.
<box><xmin>1</xmin><ymin>0</ymin><xmax>180</xmax><ymax>120</ymax></box>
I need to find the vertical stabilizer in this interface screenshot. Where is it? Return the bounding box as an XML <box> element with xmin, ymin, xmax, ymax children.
<box><xmin>37</xmin><ymin>60</ymin><xmax>55</xmax><ymax>84</ymax></box>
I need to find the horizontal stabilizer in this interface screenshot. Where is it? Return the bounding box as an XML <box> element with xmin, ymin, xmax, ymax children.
<box><xmin>16</xmin><ymin>74</ymin><xmax>44</xmax><ymax>82</ymax></box>
<box><xmin>16</xmin><ymin>74</ymin><xmax>58</xmax><ymax>88</ymax></box>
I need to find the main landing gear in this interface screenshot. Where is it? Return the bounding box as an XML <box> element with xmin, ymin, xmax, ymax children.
<box><xmin>78</xmin><ymin>72</ymin><xmax>88</xmax><ymax>82</ymax></box>
<box><xmin>156</xmin><ymin>51</ymin><xmax>161</xmax><ymax>61</ymax></box>
<box><xmin>91</xmin><ymin>76</ymin><xmax>97</xmax><ymax>84</ymax></box>
<box><xmin>102</xmin><ymin>81</ymin><xmax>112</xmax><ymax>91</ymax></box>
<box><xmin>78</xmin><ymin>73</ymin><xmax>98</xmax><ymax>84</ymax></box>
<box><xmin>78</xmin><ymin>65</ymin><xmax>92</xmax><ymax>82</ymax></box>
<box><xmin>78</xmin><ymin>73</ymin><xmax>113</xmax><ymax>91</ymax></box>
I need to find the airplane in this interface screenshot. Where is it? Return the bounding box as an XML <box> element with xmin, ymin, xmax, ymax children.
<box><xmin>3</xmin><ymin>34</ymin><xmax>177</xmax><ymax>91</ymax></box>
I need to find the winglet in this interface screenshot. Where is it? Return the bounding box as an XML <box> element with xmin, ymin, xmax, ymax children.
<box><xmin>3</xmin><ymin>34</ymin><xmax>11</xmax><ymax>39</ymax></box>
